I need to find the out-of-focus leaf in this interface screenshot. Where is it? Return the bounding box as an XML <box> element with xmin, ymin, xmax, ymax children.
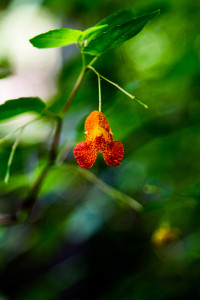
<box><xmin>83</xmin><ymin>10</ymin><xmax>160</xmax><ymax>56</ymax></box>
<box><xmin>0</xmin><ymin>59</ymin><xmax>12</xmax><ymax>79</ymax></box>
<box><xmin>29</xmin><ymin>28</ymin><xmax>82</xmax><ymax>48</ymax></box>
<box><xmin>0</xmin><ymin>97</ymin><xmax>46</xmax><ymax>121</ymax></box>
<box><xmin>65</xmin><ymin>165</ymin><xmax>143</xmax><ymax>212</ymax></box>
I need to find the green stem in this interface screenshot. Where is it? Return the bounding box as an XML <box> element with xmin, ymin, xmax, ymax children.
<box><xmin>49</xmin><ymin>118</ymin><xmax>62</xmax><ymax>163</ymax></box>
<box><xmin>60</xmin><ymin>54</ymin><xmax>99</xmax><ymax>117</ymax></box>
<box><xmin>88</xmin><ymin>56</ymin><xmax>99</xmax><ymax>67</ymax></box>
<box><xmin>20</xmin><ymin>118</ymin><xmax>62</xmax><ymax>217</ymax></box>
<box><xmin>4</xmin><ymin>127</ymin><xmax>24</xmax><ymax>184</ymax></box>
<box><xmin>0</xmin><ymin>117</ymin><xmax>40</xmax><ymax>146</ymax></box>
<box><xmin>61</xmin><ymin>66</ymin><xmax>86</xmax><ymax>117</ymax></box>
<box><xmin>87</xmin><ymin>65</ymin><xmax>148</xmax><ymax>109</ymax></box>
<box><xmin>98</xmin><ymin>74</ymin><xmax>101</xmax><ymax>112</ymax></box>
<box><xmin>20</xmin><ymin>162</ymin><xmax>51</xmax><ymax>216</ymax></box>
<box><xmin>62</xmin><ymin>165</ymin><xmax>143</xmax><ymax>212</ymax></box>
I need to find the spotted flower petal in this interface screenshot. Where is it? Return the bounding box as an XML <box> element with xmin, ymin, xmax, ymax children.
<box><xmin>74</xmin><ymin>141</ymin><xmax>97</xmax><ymax>168</ymax></box>
<box><xmin>103</xmin><ymin>141</ymin><xmax>124</xmax><ymax>166</ymax></box>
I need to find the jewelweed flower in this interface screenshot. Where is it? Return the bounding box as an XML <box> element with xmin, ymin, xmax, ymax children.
<box><xmin>74</xmin><ymin>110</ymin><xmax>124</xmax><ymax>168</ymax></box>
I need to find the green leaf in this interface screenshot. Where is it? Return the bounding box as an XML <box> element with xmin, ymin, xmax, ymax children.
<box><xmin>79</xmin><ymin>9</ymin><xmax>135</xmax><ymax>50</ymax></box>
<box><xmin>29</xmin><ymin>28</ymin><xmax>82</xmax><ymax>49</ymax></box>
<box><xmin>95</xmin><ymin>8</ymin><xmax>135</xmax><ymax>27</ymax></box>
<box><xmin>78</xmin><ymin>25</ymin><xmax>108</xmax><ymax>44</ymax></box>
<box><xmin>83</xmin><ymin>10</ymin><xmax>160</xmax><ymax>56</ymax></box>
<box><xmin>0</xmin><ymin>97</ymin><xmax>46</xmax><ymax>121</ymax></box>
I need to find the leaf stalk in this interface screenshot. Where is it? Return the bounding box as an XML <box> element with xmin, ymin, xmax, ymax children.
<box><xmin>87</xmin><ymin>65</ymin><xmax>148</xmax><ymax>109</ymax></box>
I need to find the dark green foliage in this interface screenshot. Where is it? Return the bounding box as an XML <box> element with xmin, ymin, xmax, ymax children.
<box><xmin>29</xmin><ymin>9</ymin><xmax>159</xmax><ymax>56</ymax></box>
<box><xmin>83</xmin><ymin>10</ymin><xmax>160</xmax><ymax>55</ymax></box>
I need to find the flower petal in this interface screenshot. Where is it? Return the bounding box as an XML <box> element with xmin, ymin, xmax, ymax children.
<box><xmin>103</xmin><ymin>141</ymin><xmax>124</xmax><ymax>166</ymax></box>
<box><xmin>85</xmin><ymin>110</ymin><xmax>110</xmax><ymax>134</ymax></box>
<box><xmin>74</xmin><ymin>141</ymin><xmax>97</xmax><ymax>168</ymax></box>
<box><xmin>85</xmin><ymin>111</ymin><xmax>113</xmax><ymax>150</ymax></box>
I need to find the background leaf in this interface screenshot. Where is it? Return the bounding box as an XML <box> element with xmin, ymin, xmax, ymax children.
<box><xmin>30</xmin><ymin>28</ymin><xmax>82</xmax><ymax>48</ymax></box>
<box><xmin>0</xmin><ymin>58</ymin><xmax>12</xmax><ymax>79</ymax></box>
<box><xmin>83</xmin><ymin>10</ymin><xmax>160</xmax><ymax>56</ymax></box>
<box><xmin>0</xmin><ymin>97</ymin><xmax>46</xmax><ymax>121</ymax></box>
<box><xmin>95</xmin><ymin>8</ymin><xmax>135</xmax><ymax>27</ymax></box>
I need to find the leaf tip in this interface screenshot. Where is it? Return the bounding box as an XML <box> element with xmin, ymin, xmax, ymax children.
<box><xmin>29</xmin><ymin>37</ymin><xmax>37</xmax><ymax>48</ymax></box>
<box><xmin>153</xmin><ymin>9</ymin><xmax>161</xmax><ymax>17</ymax></box>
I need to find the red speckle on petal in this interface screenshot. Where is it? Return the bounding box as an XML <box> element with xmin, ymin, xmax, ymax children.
<box><xmin>103</xmin><ymin>141</ymin><xmax>124</xmax><ymax>166</ymax></box>
<box><xmin>73</xmin><ymin>141</ymin><xmax>97</xmax><ymax>168</ymax></box>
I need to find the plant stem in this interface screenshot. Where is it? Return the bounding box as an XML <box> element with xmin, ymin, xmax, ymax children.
<box><xmin>87</xmin><ymin>65</ymin><xmax>148</xmax><ymax>109</ymax></box>
<box><xmin>20</xmin><ymin>162</ymin><xmax>51</xmax><ymax>215</ymax></box>
<box><xmin>49</xmin><ymin>118</ymin><xmax>62</xmax><ymax>163</ymax></box>
<box><xmin>61</xmin><ymin>66</ymin><xmax>86</xmax><ymax>117</ymax></box>
<box><xmin>88</xmin><ymin>56</ymin><xmax>99</xmax><ymax>67</ymax></box>
<box><xmin>98</xmin><ymin>74</ymin><xmax>101</xmax><ymax>112</ymax></box>
<box><xmin>62</xmin><ymin>165</ymin><xmax>143</xmax><ymax>212</ymax></box>
<box><xmin>20</xmin><ymin>118</ymin><xmax>62</xmax><ymax>217</ymax></box>
<box><xmin>4</xmin><ymin>126</ymin><xmax>24</xmax><ymax>184</ymax></box>
<box><xmin>0</xmin><ymin>117</ymin><xmax>40</xmax><ymax>146</ymax></box>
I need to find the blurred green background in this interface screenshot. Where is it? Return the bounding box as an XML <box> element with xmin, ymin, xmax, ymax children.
<box><xmin>0</xmin><ymin>0</ymin><xmax>200</xmax><ymax>299</ymax></box>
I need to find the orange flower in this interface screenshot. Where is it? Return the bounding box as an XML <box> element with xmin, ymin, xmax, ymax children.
<box><xmin>74</xmin><ymin>111</ymin><xmax>124</xmax><ymax>168</ymax></box>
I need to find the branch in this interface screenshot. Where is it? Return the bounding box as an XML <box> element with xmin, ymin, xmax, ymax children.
<box><xmin>87</xmin><ymin>65</ymin><xmax>148</xmax><ymax>109</ymax></box>
<box><xmin>60</xmin><ymin>165</ymin><xmax>143</xmax><ymax>212</ymax></box>
<box><xmin>60</xmin><ymin>66</ymin><xmax>86</xmax><ymax>116</ymax></box>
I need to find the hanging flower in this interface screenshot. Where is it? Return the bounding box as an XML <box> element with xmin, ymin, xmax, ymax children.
<box><xmin>74</xmin><ymin>110</ymin><xmax>124</xmax><ymax>168</ymax></box>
